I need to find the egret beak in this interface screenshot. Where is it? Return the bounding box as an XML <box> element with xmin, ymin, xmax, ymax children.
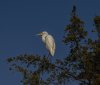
<box><xmin>37</xmin><ymin>33</ymin><xmax>42</xmax><ymax>36</ymax></box>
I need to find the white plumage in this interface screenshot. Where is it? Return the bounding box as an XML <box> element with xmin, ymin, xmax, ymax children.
<box><xmin>37</xmin><ymin>31</ymin><xmax>55</xmax><ymax>56</ymax></box>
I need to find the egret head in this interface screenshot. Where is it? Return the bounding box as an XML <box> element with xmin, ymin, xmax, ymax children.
<box><xmin>37</xmin><ymin>31</ymin><xmax>48</xmax><ymax>36</ymax></box>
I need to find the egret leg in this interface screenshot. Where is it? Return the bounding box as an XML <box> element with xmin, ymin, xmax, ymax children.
<box><xmin>47</xmin><ymin>52</ymin><xmax>52</xmax><ymax>63</ymax></box>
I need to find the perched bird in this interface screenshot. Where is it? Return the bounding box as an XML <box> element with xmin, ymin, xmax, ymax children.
<box><xmin>37</xmin><ymin>31</ymin><xmax>56</xmax><ymax>56</ymax></box>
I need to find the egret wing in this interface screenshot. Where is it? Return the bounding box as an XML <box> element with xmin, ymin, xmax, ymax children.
<box><xmin>45</xmin><ymin>35</ymin><xmax>55</xmax><ymax>56</ymax></box>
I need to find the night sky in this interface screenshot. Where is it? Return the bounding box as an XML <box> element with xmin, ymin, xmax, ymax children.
<box><xmin>0</xmin><ymin>0</ymin><xmax>100</xmax><ymax>85</ymax></box>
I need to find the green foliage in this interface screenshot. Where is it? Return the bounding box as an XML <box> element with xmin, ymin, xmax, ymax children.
<box><xmin>7</xmin><ymin>6</ymin><xmax>100</xmax><ymax>85</ymax></box>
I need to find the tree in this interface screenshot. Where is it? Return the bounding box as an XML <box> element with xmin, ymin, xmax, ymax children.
<box><xmin>7</xmin><ymin>6</ymin><xmax>100</xmax><ymax>85</ymax></box>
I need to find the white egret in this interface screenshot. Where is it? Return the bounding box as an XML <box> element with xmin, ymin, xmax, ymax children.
<box><xmin>37</xmin><ymin>31</ymin><xmax>56</xmax><ymax>56</ymax></box>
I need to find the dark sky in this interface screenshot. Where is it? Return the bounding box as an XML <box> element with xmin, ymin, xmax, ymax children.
<box><xmin>0</xmin><ymin>0</ymin><xmax>100</xmax><ymax>85</ymax></box>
